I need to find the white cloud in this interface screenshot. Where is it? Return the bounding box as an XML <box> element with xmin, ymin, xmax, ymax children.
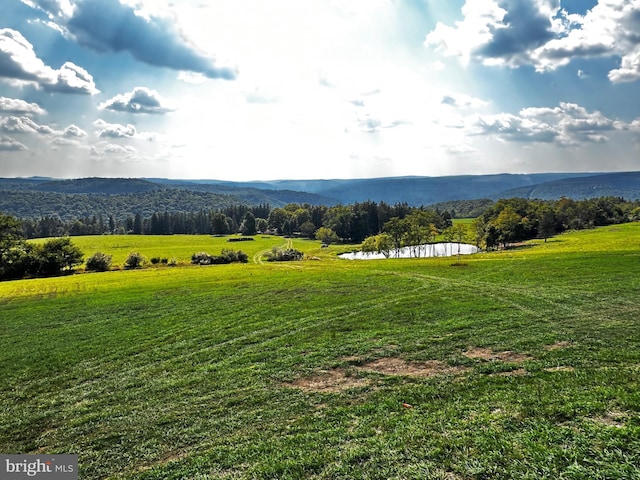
<box><xmin>63</xmin><ymin>124</ymin><xmax>87</xmax><ymax>137</ymax></box>
<box><xmin>90</xmin><ymin>141</ymin><xmax>139</xmax><ymax>162</ymax></box>
<box><xmin>21</xmin><ymin>0</ymin><xmax>237</xmax><ymax>80</ymax></box>
<box><xmin>99</xmin><ymin>87</ymin><xmax>174</xmax><ymax>114</ymax></box>
<box><xmin>0</xmin><ymin>28</ymin><xmax>99</xmax><ymax>94</ymax></box>
<box><xmin>468</xmin><ymin>102</ymin><xmax>626</xmax><ymax>146</ymax></box>
<box><xmin>609</xmin><ymin>46</ymin><xmax>640</xmax><ymax>83</ymax></box>
<box><xmin>93</xmin><ymin>119</ymin><xmax>137</xmax><ymax>138</ymax></box>
<box><xmin>0</xmin><ymin>134</ymin><xmax>28</xmax><ymax>151</ymax></box>
<box><xmin>0</xmin><ymin>96</ymin><xmax>46</xmax><ymax>115</ymax></box>
<box><xmin>0</xmin><ymin>115</ymin><xmax>55</xmax><ymax>134</ymax></box>
<box><xmin>426</xmin><ymin>0</ymin><xmax>640</xmax><ymax>83</ymax></box>
<box><xmin>93</xmin><ymin>118</ymin><xmax>157</xmax><ymax>141</ymax></box>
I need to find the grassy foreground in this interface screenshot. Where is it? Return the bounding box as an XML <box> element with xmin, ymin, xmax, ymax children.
<box><xmin>1</xmin><ymin>225</ymin><xmax>640</xmax><ymax>479</ymax></box>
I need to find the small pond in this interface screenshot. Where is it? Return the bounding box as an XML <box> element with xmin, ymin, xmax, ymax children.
<box><xmin>339</xmin><ymin>242</ymin><xmax>479</xmax><ymax>260</ymax></box>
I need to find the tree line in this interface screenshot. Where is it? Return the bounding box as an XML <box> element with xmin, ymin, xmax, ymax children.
<box><xmin>16</xmin><ymin>201</ymin><xmax>453</xmax><ymax>243</ymax></box>
<box><xmin>351</xmin><ymin>196</ymin><xmax>640</xmax><ymax>259</ymax></box>
<box><xmin>472</xmin><ymin>197</ymin><xmax>640</xmax><ymax>249</ymax></box>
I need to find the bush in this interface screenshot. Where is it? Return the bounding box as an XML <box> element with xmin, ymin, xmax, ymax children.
<box><xmin>191</xmin><ymin>250</ymin><xmax>248</xmax><ymax>265</ymax></box>
<box><xmin>191</xmin><ymin>251</ymin><xmax>212</xmax><ymax>265</ymax></box>
<box><xmin>34</xmin><ymin>238</ymin><xmax>84</xmax><ymax>276</ymax></box>
<box><xmin>124</xmin><ymin>252</ymin><xmax>145</xmax><ymax>269</ymax></box>
<box><xmin>150</xmin><ymin>257</ymin><xmax>161</xmax><ymax>265</ymax></box>
<box><xmin>86</xmin><ymin>252</ymin><xmax>112</xmax><ymax>272</ymax></box>
<box><xmin>265</xmin><ymin>247</ymin><xmax>304</xmax><ymax>262</ymax></box>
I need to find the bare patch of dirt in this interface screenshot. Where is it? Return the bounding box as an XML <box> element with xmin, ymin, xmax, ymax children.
<box><xmin>286</xmin><ymin>369</ymin><xmax>371</xmax><ymax>393</ymax></box>
<box><xmin>593</xmin><ymin>411</ymin><xmax>625</xmax><ymax>428</ymax></box>
<box><xmin>545</xmin><ymin>341</ymin><xmax>572</xmax><ymax>351</ymax></box>
<box><xmin>544</xmin><ymin>366</ymin><xmax>575</xmax><ymax>372</ymax></box>
<box><xmin>340</xmin><ymin>355</ymin><xmax>361</xmax><ymax>363</ymax></box>
<box><xmin>358</xmin><ymin>357</ymin><xmax>469</xmax><ymax>378</ymax></box>
<box><xmin>463</xmin><ymin>347</ymin><xmax>532</xmax><ymax>363</ymax></box>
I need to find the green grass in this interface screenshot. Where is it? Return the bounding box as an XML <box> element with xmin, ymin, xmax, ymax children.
<box><xmin>3</xmin><ymin>225</ymin><xmax>640</xmax><ymax>479</ymax></box>
<box><xmin>29</xmin><ymin>234</ymin><xmax>293</xmax><ymax>267</ymax></box>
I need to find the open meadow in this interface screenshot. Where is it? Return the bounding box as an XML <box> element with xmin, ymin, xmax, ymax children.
<box><xmin>1</xmin><ymin>224</ymin><xmax>640</xmax><ymax>479</ymax></box>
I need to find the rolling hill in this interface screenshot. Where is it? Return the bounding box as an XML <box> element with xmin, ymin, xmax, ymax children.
<box><xmin>0</xmin><ymin>172</ymin><xmax>638</xmax><ymax>221</ymax></box>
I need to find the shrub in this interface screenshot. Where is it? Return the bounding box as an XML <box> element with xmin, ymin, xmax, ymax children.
<box><xmin>191</xmin><ymin>250</ymin><xmax>248</xmax><ymax>265</ymax></box>
<box><xmin>150</xmin><ymin>257</ymin><xmax>161</xmax><ymax>264</ymax></box>
<box><xmin>86</xmin><ymin>251</ymin><xmax>112</xmax><ymax>272</ymax></box>
<box><xmin>265</xmin><ymin>247</ymin><xmax>304</xmax><ymax>262</ymax></box>
<box><xmin>124</xmin><ymin>252</ymin><xmax>145</xmax><ymax>269</ymax></box>
<box><xmin>192</xmin><ymin>251</ymin><xmax>212</xmax><ymax>265</ymax></box>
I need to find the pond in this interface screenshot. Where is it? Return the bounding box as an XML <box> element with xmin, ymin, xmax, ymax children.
<box><xmin>339</xmin><ymin>242</ymin><xmax>479</xmax><ymax>260</ymax></box>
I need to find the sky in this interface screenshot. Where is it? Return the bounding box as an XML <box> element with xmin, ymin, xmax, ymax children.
<box><xmin>0</xmin><ymin>0</ymin><xmax>639</xmax><ymax>181</ymax></box>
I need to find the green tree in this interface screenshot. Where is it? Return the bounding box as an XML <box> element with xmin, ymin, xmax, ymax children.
<box><xmin>491</xmin><ymin>206</ymin><xmax>522</xmax><ymax>247</ymax></box>
<box><xmin>34</xmin><ymin>238</ymin><xmax>84</xmax><ymax>276</ymax></box>
<box><xmin>538</xmin><ymin>205</ymin><xmax>557</xmax><ymax>242</ymax></box>
<box><xmin>255</xmin><ymin>218</ymin><xmax>269</xmax><ymax>234</ymax></box>
<box><xmin>299</xmin><ymin>221</ymin><xmax>316</xmax><ymax>239</ymax></box>
<box><xmin>212</xmin><ymin>212</ymin><xmax>230</xmax><ymax>235</ymax></box>
<box><xmin>315</xmin><ymin>227</ymin><xmax>339</xmax><ymax>245</ymax></box>
<box><xmin>240</xmin><ymin>212</ymin><xmax>257</xmax><ymax>236</ymax></box>
<box><xmin>383</xmin><ymin>217</ymin><xmax>406</xmax><ymax>257</ymax></box>
<box><xmin>268</xmin><ymin>208</ymin><xmax>290</xmax><ymax>234</ymax></box>
<box><xmin>362</xmin><ymin>233</ymin><xmax>393</xmax><ymax>258</ymax></box>
<box><xmin>447</xmin><ymin>223</ymin><xmax>469</xmax><ymax>264</ymax></box>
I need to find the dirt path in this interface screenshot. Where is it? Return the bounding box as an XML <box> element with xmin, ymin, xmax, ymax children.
<box><xmin>252</xmin><ymin>237</ymin><xmax>293</xmax><ymax>264</ymax></box>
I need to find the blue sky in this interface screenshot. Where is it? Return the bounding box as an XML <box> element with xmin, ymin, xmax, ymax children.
<box><xmin>0</xmin><ymin>0</ymin><xmax>639</xmax><ymax>180</ymax></box>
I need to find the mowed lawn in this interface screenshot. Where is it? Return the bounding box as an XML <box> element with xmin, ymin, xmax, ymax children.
<box><xmin>1</xmin><ymin>225</ymin><xmax>640</xmax><ymax>479</ymax></box>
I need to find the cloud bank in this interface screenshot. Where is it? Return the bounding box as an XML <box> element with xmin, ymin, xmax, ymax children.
<box><xmin>426</xmin><ymin>0</ymin><xmax>640</xmax><ymax>83</ymax></box>
<box><xmin>468</xmin><ymin>102</ymin><xmax>627</xmax><ymax>145</ymax></box>
<box><xmin>21</xmin><ymin>0</ymin><xmax>237</xmax><ymax>80</ymax></box>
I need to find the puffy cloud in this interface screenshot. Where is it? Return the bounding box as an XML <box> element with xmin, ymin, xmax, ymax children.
<box><xmin>0</xmin><ymin>116</ymin><xmax>88</xmax><ymax>143</ymax></box>
<box><xmin>0</xmin><ymin>135</ymin><xmax>28</xmax><ymax>151</ymax></box>
<box><xmin>468</xmin><ymin>102</ymin><xmax>626</xmax><ymax>145</ymax></box>
<box><xmin>63</xmin><ymin>124</ymin><xmax>87</xmax><ymax>137</ymax></box>
<box><xmin>93</xmin><ymin>118</ymin><xmax>157</xmax><ymax>140</ymax></box>
<box><xmin>93</xmin><ymin>119</ymin><xmax>137</xmax><ymax>137</ymax></box>
<box><xmin>0</xmin><ymin>116</ymin><xmax>55</xmax><ymax>134</ymax></box>
<box><xmin>0</xmin><ymin>96</ymin><xmax>46</xmax><ymax>115</ymax></box>
<box><xmin>608</xmin><ymin>46</ymin><xmax>640</xmax><ymax>83</ymax></box>
<box><xmin>99</xmin><ymin>87</ymin><xmax>174</xmax><ymax>114</ymax></box>
<box><xmin>21</xmin><ymin>0</ymin><xmax>237</xmax><ymax>80</ymax></box>
<box><xmin>90</xmin><ymin>140</ymin><xmax>139</xmax><ymax>162</ymax></box>
<box><xmin>426</xmin><ymin>0</ymin><xmax>640</xmax><ymax>83</ymax></box>
<box><xmin>0</xmin><ymin>28</ymin><xmax>99</xmax><ymax>94</ymax></box>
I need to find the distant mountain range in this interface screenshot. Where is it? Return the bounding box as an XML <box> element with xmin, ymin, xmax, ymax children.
<box><xmin>0</xmin><ymin>172</ymin><xmax>638</xmax><ymax>220</ymax></box>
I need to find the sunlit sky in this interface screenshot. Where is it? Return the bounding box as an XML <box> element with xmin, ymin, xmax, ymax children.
<box><xmin>1</xmin><ymin>0</ymin><xmax>639</xmax><ymax>180</ymax></box>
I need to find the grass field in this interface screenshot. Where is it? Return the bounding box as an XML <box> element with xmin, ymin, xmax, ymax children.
<box><xmin>2</xmin><ymin>224</ymin><xmax>640</xmax><ymax>479</ymax></box>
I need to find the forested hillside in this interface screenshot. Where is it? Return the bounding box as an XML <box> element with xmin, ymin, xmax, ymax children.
<box><xmin>498</xmin><ymin>172</ymin><xmax>640</xmax><ymax>200</ymax></box>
